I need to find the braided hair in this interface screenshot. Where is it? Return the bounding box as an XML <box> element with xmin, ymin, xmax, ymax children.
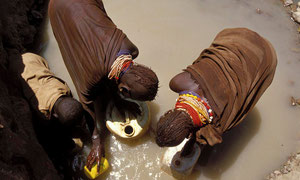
<box><xmin>156</xmin><ymin>109</ymin><xmax>194</xmax><ymax>147</ymax></box>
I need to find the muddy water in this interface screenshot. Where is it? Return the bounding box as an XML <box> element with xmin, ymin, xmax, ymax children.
<box><xmin>41</xmin><ymin>0</ymin><xmax>300</xmax><ymax>179</ymax></box>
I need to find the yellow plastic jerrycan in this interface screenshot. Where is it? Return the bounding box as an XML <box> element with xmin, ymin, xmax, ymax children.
<box><xmin>105</xmin><ymin>99</ymin><xmax>150</xmax><ymax>139</ymax></box>
<box><xmin>84</xmin><ymin>157</ymin><xmax>109</xmax><ymax>179</ymax></box>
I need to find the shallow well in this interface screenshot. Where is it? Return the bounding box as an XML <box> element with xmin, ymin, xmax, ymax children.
<box><xmin>42</xmin><ymin>0</ymin><xmax>300</xmax><ymax>179</ymax></box>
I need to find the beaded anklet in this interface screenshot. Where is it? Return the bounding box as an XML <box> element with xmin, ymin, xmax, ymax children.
<box><xmin>175</xmin><ymin>91</ymin><xmax>213</xmax><ymax>127</ymax></box>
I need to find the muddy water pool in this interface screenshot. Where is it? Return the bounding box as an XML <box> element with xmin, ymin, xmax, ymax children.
<box><xmin>41</xmin><ymin>0</ymin><xmax>300</xmax><ymax>179</ymax></box>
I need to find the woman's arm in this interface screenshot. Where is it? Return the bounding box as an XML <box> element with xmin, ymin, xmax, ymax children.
<box><xmin>86</xmin><ymin>95</ymin><xmax>106</xmax><ymax>172</ymax></box>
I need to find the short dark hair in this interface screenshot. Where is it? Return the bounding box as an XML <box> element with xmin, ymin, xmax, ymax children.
<box><xmin>127</xmin><ymin>64</ymin><xmax>159</xmax><ymax>101</ymax></box>
<box><xmin>156</xmin><ymin>109</ymin><xmax>194</xmax><ymax>147</ymax></box>
<box><xmin>54</xmin><ymin>97</ymin><xmax>84</xmax><ymax>127</ymax></box>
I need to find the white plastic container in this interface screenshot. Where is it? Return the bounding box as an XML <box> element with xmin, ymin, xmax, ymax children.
<box><xmin>105</xmin><ymin>99</ymin><xmax>150</xmax><ymax>139</ymax></box>
<box><xmin>161</xmin><ymin>138</ymin><xmax>201</xmax><ymax>177</ymax></box>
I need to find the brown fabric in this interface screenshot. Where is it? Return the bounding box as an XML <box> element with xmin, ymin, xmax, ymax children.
<box><xmin>186</xmin><ymin>28</ymin><xmax>277</xmax><ymax>146</ymax></box>
<box><xmin>21</xmin><ymin>53</ymin><xmax>71</xmax><ymax>120</ymax></box>
<box><xmin>48</xmin><ymin>0</ymin><xmax>126</xmax><ymax>118</ymax></box>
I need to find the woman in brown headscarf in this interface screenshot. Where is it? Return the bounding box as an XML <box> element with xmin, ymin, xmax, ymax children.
<box><xmin>48</xmin><ymin>0</ymin><xmax>159</xmax><ymax>171</ymax></box>
<box><xmin>156</xmin><ymin>28</ymin><xmax>277</xmax><ymax>150</ymax></box>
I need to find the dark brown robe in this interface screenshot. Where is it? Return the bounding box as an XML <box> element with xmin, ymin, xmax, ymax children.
<box><xmin>186</xmin><ymin>28</ymin><xmax>277</xmax><ymax>145</ymax></box>
<box><xmin>48</xmin><ymin>0</ymin><xmax>126</xmax><ymax>118</ymax></box>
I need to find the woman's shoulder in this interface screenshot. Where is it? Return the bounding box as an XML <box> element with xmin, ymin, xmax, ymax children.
<box><xmin>169</xmin><ymin>71</ymin><xmax>199</xmax><ymax>93</ymax></box>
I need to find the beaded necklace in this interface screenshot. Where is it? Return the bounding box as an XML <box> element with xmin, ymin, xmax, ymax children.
<box><xmin>108</xmin><ymin>54</ymin><xmax>133</xmax><ymax>81</ymax></box>
<box><xmin>175</xmin><ymin>91</ymin><xmax>213</xmax><ymax>127</ymax></box>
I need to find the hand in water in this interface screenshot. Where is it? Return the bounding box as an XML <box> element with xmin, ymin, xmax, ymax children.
<box><xmin>86</xmin><ymin>138</ymin><xmax>105</xmax><ymax>172</ymax></box>
<box><xmin>180</xmin><ymin>133</ymin><xmax>196</xmax><ymax>157</ymax></box>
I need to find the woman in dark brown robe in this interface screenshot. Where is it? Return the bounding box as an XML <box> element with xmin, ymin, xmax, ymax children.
<box><xmin>156</xmin><ymin>28</ymin><xmax>277</xmax><ymax>150</ymax></box>
<box><xmin>48</xmin><ymin>0</ymin><xmax>159</xmax><ymax>171</ymax></box>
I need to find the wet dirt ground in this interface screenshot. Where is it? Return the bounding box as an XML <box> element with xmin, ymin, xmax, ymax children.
<box><xmin>41</xmin><ymin>0</ymin><xmax>300</xmax><ymax>179</ymax></box>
